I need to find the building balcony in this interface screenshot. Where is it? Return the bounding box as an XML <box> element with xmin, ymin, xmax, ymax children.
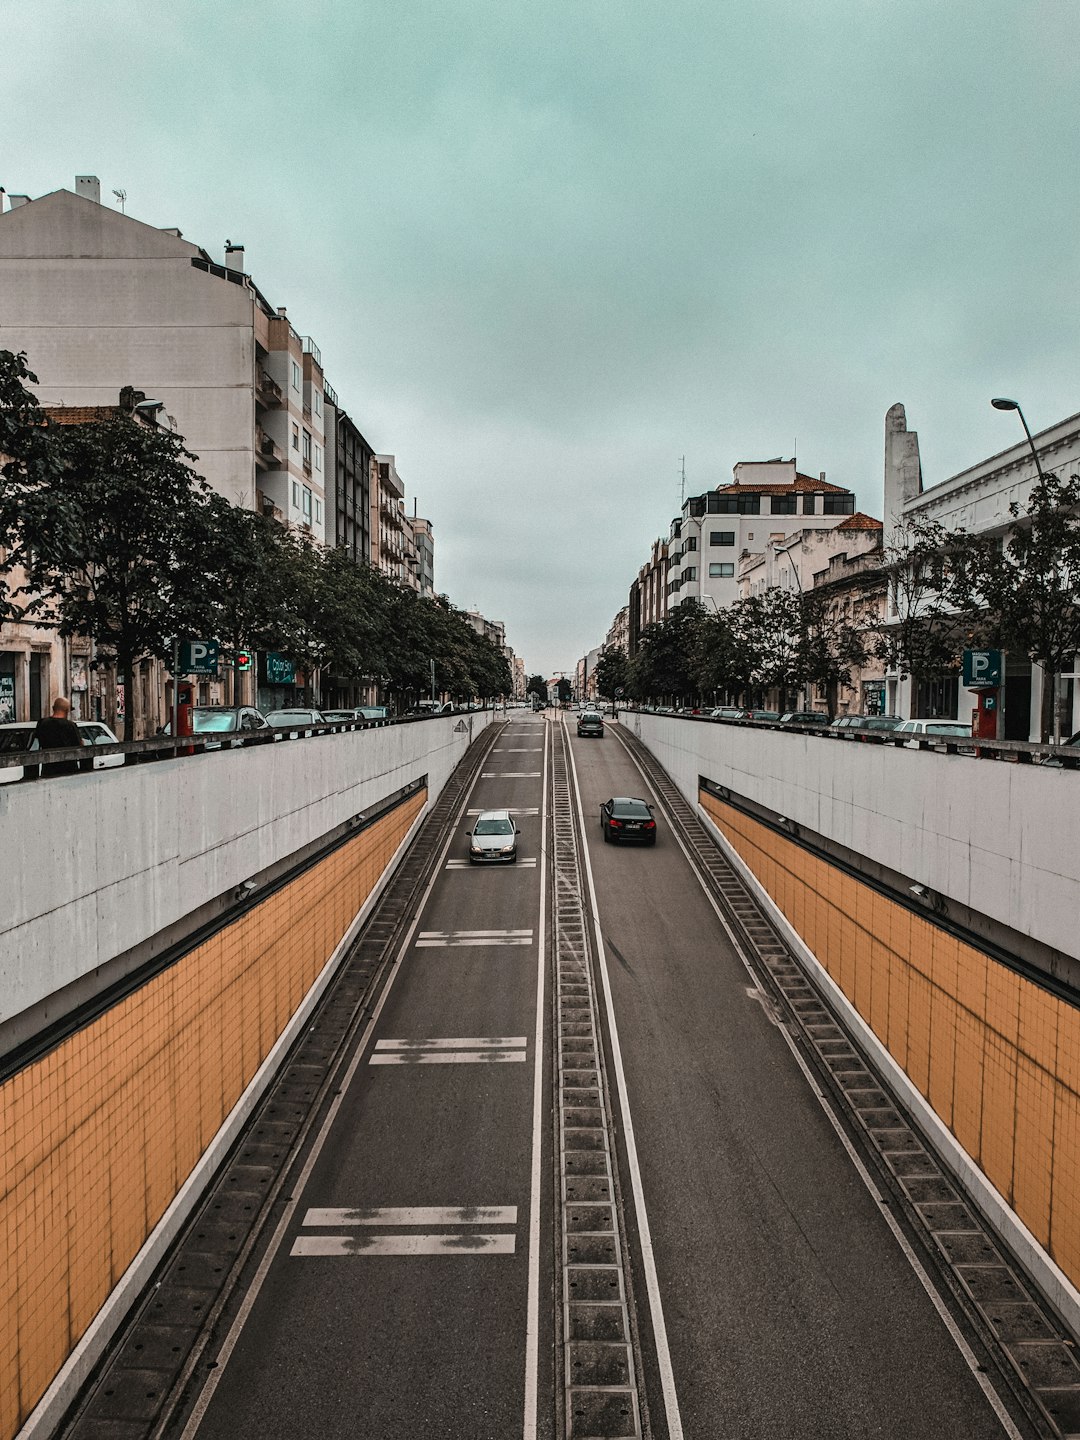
<box><xmin>256</xmin><ymin>490</ymin><xmax>285</xmax><ymax>525</ymax></box>
<box><xmin>256</xmin><ymin>368</ymin><xmax>284</xmax><ymax>409</ymax></box>
<box><xmin>255</xmin><ymin>427</ymin><xmax>284</xmax><ymax>469</ymax></box>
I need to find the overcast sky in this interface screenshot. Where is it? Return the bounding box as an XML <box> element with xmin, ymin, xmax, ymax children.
<box><xmin>4</xmin><ymin>1</ymin><xmax>1079</xmax><ymax>675</ymax></box>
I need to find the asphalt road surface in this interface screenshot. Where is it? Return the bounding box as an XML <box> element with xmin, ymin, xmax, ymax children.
<box><xmin>179</xmin><ymin>710</ymin><xmax>1026</xmax><ymax>1440</ymax></box>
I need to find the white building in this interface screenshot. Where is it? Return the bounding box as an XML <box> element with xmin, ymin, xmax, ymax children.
<box><xmin>0</xmin><ymin>178</ymin><xmax>327</xmax><ymax>537</ymax></box>
<box><xmin>739</xmin><ymin>513</ymin><xmax>883</xmax><ymax>598</ymax></box>
<box><xmin>883</xmin><ymin>402</ymin><xmax>1080</xmax><ymax>739</ymax></box>
<box><xmin>668</xmin><ymin>460</ymin><xmax>857</xmax><ymax>612</ymax></box>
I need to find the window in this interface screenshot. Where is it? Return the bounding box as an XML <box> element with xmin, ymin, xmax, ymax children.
<box><xmin>714</xmin><ymin>493</ymin><xmax>760</xmax><ymax>514</ymax></box>
<box><xmin>684</xmin><ymin>536</ymin><xmax>697</xmax><ymax>552</ymax></box>
<box><xmin>802</xmin><ymin>494</ymin><xmax>816</xmax><ymax>515</ymax></box>
<box><xmin>683</xmin><ymin>566</ymin><xmax>697</xmax><ymax>581</ymax></box>
<box><xmin>823</xmin><ymin>494</ymin><xmax>855</xmax><ymax>515</ymax></box>
<box><xmin>314</xmin><ymin>389</ymin><xmax>322</xmax><ymax>415</ymax></box>
<box><xmin>770</xmin><ymin>495</ymin><xmax>798</xmax><ymax>514</ymax></box>
<box><xmin>302</xmin><ymin>486</ymin><xmax>312</xmax><ymax>518</ymax></box>
<box><xmin>292</xmin><ymin>481</ymin><xmax>300</xmax><ymax>507</ymax></box>
<box><xmin>291</xmin><ymin>423</ymin><xmax>300</xmax><ymax>450</ymax></box>
<box><xmin>709</xmin><ymin>562</ymin><xmax>735</xmax><ymax>578</ymax></box>
<box><xmin>302</xmin><ymin>429</ymin><xmax>312</xmax><ymax>465</ymax></box>
<box><xmin>314</xmin><ymin>445</ymin><xmax>322</xmax><ymax>472</ymax></box>
<box><xmin>314</xmin><ymin>498</ymin><xmax>322</xmax><ymax>524</ymax></box>
<box><xmin>710</xmin><ymin>530</ymin><xmax>735</xmax><ymax>546</ymax></box>
<box><xmin>291</xmin><ymin>361</ymin><xmax>301</xmax><ymax>391</ymax></box>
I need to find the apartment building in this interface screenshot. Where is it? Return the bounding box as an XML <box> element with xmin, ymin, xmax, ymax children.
<box><xmin>324</xmin><ymin>386</ymin><xmax>373</xmax><ymax>564</ymax></box>
<box><xmin>738</xmin><ymin>512</ymin><xmax>883</xmax><ymax>598</ymax></box>
<box><xmin>406</xmin><ymin>514</ymin><xmax>435</xmax><ymax>597</ymax></box>
<box><xmin>0</xmin><ymin>179</ymin><xmax>326</xmax><ymax>536</ymax></box>
<box><xmin>371</xmin><ymin>454</ymin><xmax>411</xmax><ymax>583</ymax></box>
<box><xmin>605</xmin><ymin>605</ymin><xmax>629</xmax><ymax>654</ymax></box>
<box><xmin>884</xmin><ymin>402</ymin><xmax>1080</xmax><ymax>737</ymax></box>
<box><xmin>668</xmin><ymin>460</ymin><xmax>857</xmax><ymax>612</ymax></box>
<box><xmin>628</xmin><ymin>537</ymin><xmax>669</xmax><ymax>657</ymax></box>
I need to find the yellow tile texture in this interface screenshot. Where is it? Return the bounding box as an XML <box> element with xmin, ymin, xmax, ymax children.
<box><xmin>0</xmin><ymin>788</ymin><xmax>424</xmax><ymax>1439</ymax></box>
<box><xmin>699</xmin><ymin>789</ymin><xmax>1080</xmax><ymax>1298</ymax></box>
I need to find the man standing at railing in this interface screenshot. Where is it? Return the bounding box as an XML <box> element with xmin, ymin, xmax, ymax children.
<box><xmin>32</xmin><ymin>696</ymin><xmax>88</xmax><ymax>776</ymax></box>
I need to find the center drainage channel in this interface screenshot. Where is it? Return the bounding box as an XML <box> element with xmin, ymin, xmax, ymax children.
<box><xmin>551</xmin><ymin>722</ymin><xmax>642</xmax><ymax>1440</ymax></box>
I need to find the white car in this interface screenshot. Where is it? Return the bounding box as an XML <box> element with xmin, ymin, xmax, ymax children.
<box><xmin>895</xmin><ymin>719</ymin><xmax>973</xmax><ymax>749</ymax></box>
<box><xmin>466</xmin><ymin>809</ymin><xmax>520</xmax><ymax>864</ymax></box>
<box><xmin>0</xmin><ymin>719</ymin><xmax>124</xmax><ymax>783</ymax></box>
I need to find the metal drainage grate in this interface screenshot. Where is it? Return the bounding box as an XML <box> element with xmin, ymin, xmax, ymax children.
<box><xmin>551</xmin><ymin>722</ymin><xmax>642</xmax><ymax>1440</ymax></box>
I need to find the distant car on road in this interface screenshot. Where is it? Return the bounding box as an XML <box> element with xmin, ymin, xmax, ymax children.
<box><xmin>599</xmin><ymin>796</ymin><xmax>657</xmax><ymax>845</ymax></box>
<box><xmin>166</xmin><ymin>706</ymin><xmax>272</xmax><ymax>748</ymax></box>
<box><xmin>711</xmin><ymin>706</ymin><xmax>752</xmax><ymax>721</ymax></box>
<box><xmin>577</xmin><ymin>711</ymin><xmax>604</xmax><ymax>738</ymax></box>
<box><xmin>321</xmin><ymin>709</ymin><xmax>358</xmax><ymax>723</ymax></box>
<box><xmin>831</xmin><ymin>714</ymin><xmax>903</xmax><ymax>734</ymax></box>
<box><xmin>750</xmin><ymin>709</ymin><xmax>781</xmax><ymax>722</ymax></box>
<box><xmin>0</xmin><ymin>718</ymin><xmax>124</xmax><ymax>782</ymax></box>
<box><xmin>777</xmin><ymin>711</ymin><xmax>831</xmax><ymax>727</ymax></box>
<box><xmin>467</xmin><ymin>809</ymin><xmax>520</xmax><ymax>864</ymax></box>
<box><xmin>357</xmin><ymin>706</ymin><xmax>390</xmax><ymax>721</ymax></box>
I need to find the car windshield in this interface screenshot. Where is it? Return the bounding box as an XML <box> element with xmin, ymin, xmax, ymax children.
<box><xmin>612</xmin><ymin>800</ymin><xmax>651</xmax><ymax>819</ymax></box>
<box><xmin>192</xmin><ymin>710</ymin><xmax>239</xmax><ymax>733</ymax></box>
<box><xmin>268</xmin><ymin>711</ymin><xmax>315</xmax><ymax>724</ymax></box>
<box><xmin>925</xmin><ymin>723</ymin><xmax>970</xmax><ymax>735</ymax></box>
<box><xmin>474</xmin><ymin>818</ymin><xmax>514</xmax><ymax>836</ymax></box>
<box><xmin>80</xmin><ymin>725</ymin><xmax>115</xmax><ymax>744</ymax></box>
<box><xmin>863</xmin><ymin>717</ymin><xmax>900</xmax><ymax>730</ymax></box>
<box><xmin>0</xmin><ymin>729</ymin><xmax>33</xmax><ymax>753</ymax></box>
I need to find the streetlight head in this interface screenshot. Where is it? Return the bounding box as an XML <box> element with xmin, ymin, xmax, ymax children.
<box><xmin>991</xmin><ymin>397</ymin><xmax>1020</xmax><ymax>411</ymax></box>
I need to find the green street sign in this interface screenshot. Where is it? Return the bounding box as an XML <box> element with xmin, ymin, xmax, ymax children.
<box><xmin>962</xmin><ymin>648</ymin><xmax>1002</xmax><ymax>688</ymax></box>
<box><xmin>179</xmin><ymin>639</ymin><xmax>220</xmax><ymax>676</ymax></box>
<box><xmin>263</xmin><ymin>652</ymin><xmax>296</xmax><ymax>685</ymax></box>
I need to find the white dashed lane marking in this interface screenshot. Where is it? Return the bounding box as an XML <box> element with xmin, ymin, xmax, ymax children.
<box><xmin>290</xmin><ymin>1205</ymin><xmax>519</xmax><ymax>1256</ymax></box>
<box><xmin>370</xmin><ymin>1036</ymin><xmax>527</xmax><ymax>1064</ymax></box>
<box><xmin>415</xmin><ymin>929</ymin><xmax>534</xmax><ymax>947</ymax></box>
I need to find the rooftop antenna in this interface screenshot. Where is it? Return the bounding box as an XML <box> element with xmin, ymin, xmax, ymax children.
<box><xmin>679</xmin><ymin>455</ymin><xmax>686</xmax><ymax>508</ymax></box>
<box><xmin>112</xmin><ymin>188</ymin><xmax>127</xmax><ymax>214</ymax></box>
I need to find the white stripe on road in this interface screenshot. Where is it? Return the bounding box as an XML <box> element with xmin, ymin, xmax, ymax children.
<box><xmin>494</xmin><ymin>748</ymin><xmax>543</xmax><ymax>752</ymax></box>
<box><xmin>302</xmin><ymin>1205</ymin><xmax>518</xmax><ymax>1226</ymax></box>
<box><xmin>375</xmin><ymin>1037</ymin><xmax>526</xmax><ymax>1050</ymax></box>
<box><xmin>418</xmin><ymin>929</ymin><xmax>532</xmax><ymax>937</ymax></box>
<box><xmin>370</xmin><ymin>1050</ymin><xmax>527</xmax><ymax>1064</ymax></box>
<box><xmin>446</xmin><ymin>858</ymin><xmax>537</xmax><ymax>868</ymax></box>
<box><xmin>291</xmin><ymin>1234</ymin><xmax>516</xmax><ymax>1256</ymax></box>
<box><xmin>467</xmin><ymin>807</ymin><xmax>539</xmax><ymax>816</ymax></box>
<box><xmin>415</xmin><ymin>936</ymin><xmax>533</xmax><ymax>947</ymax></box>
<box><xmin>481</xmin><ymin>771</ymin><xmax>541</xmax><ymax>778</ymax></box>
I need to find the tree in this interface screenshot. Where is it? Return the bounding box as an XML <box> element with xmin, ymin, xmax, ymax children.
<box><xmin>743</xmin><ymin>588</ymin><xmax>803</xmax><ymax>708</ymax></box>
<box><xmin>12</xmin><ymin>416</ymin><xmax>211</xmax><ymax>737</ymax></box>
<box><xmin>627</xmin><ymin>601</ymin><xmax>706</xmax><ymax>703</ymax></box>
<box><xmin>946</xmin><ymin>471</ymin><xmax>1080</xmax><ymax>741</ymax></box>
<box><xmin>872</xmin><ymin>520</ymin><xmax>964</xmax><ymax>711</ymax></box>
<box><xmin>526</xmin><ymin>674</ymin><xmax>547</xmax><ymax>702</ymax></box>
<box><xmin>798</xmin><ymin>588</ymin><xmax>869</xmax><ymax>718</ymax></box>
<box><xmin>0</xmin><ymin>351</ymin><xmax>63</xmax><ymax>621</ymax></box>
<box><xmin>592</xmin><ymin>645</ymin><xmax>628</xmax><ymax>700</ymax></box>
<box><xmin>556</xmin><ymin>676</ymin><xmax>573</xmax><ymax>705</ymax></box>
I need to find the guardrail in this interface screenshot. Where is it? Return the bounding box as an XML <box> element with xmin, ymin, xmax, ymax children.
<box><xmin>622</xmin><ymin>709</ymin><xmax>1080</xmax><ymax>768</ymax></box>
<box><xmin>0</xmin><ymin>708</ymin><xmax>502</xmax><ymax>780</ymax></box>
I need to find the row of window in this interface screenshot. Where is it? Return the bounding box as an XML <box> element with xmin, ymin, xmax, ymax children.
<box><xmin>686</xmin><ymin>492</ymin><xmax>855</xmax><ymax>516</ymax></box>
<box><xmin>289</xmin><ymin>361</ymin><xmax>324</xmax><ymax>415</ymax></box>
<box><xmin>290</xmin><ymin>480</ymin><xmax>323</xmax><ymax>525</ymax></box>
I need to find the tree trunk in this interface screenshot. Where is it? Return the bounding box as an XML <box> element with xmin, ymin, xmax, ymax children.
<box><xmin>118</xmin><ymin>650</ymin><xmax>136</xmax><ymax>742</ymax></box>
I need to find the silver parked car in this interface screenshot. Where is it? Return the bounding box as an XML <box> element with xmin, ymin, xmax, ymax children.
<box><xmin>466</xmin><ymin>809</ymin><xmax>520</xmax><ymax>864</ymax></box>
<box><xmin>264</xmin><ymin>708</ymin><xmax>326</xmax><ymax>739</ymax></box>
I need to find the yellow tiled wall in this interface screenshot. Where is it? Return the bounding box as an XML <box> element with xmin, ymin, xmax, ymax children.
<box><xmin>0</xmin><ymin>790</ymin><xmax>424</xmax><ymax>1438</ymax></box>
<box><xmin>701</xmin><ymin>789</ymin><xmax>1080</xmax><ymax>1293</ymax></box>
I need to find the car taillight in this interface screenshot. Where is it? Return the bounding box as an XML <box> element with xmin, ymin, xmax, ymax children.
<box><xmin>609</xmin><ymin>818</ymin><xmax>622</xmax><ymax>827</ymax></box>
<box><xmin>644</xmin><ymin>820</ymin><xmax>655</xmax><ymax>829</ymax></box>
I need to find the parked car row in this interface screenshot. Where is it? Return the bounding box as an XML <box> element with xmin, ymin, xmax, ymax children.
<box><xmin>0</xmin><ymin>719</ymin><xmax>125</xmax><ymax>784</ymax></box>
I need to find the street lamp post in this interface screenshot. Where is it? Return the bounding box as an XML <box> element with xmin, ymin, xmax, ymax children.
<box><xmin>991</xmin><ymin>398</ymin><xmax>1048</xmax><ymax>482</ymax></box>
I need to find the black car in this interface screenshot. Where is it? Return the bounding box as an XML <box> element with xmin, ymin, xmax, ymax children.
<box><xmin>577</xmin><ymin>711</ymin><xmax>605</xmax><ymax>738</ymax></box>
<box><xmin>777</xmin><ymin>711</ymin><xmax>831</xmax><ymax>727</ymax></box>
<box><xmin>599</xmin><ymin>796</ymin><xmax>657</xmax><ymax>844</ymax></box>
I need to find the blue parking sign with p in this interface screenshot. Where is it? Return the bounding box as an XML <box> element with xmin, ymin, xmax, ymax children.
<box><xmin>179</xmin><ymin>639</ymin><xmax>220</xmax><ymax>676</ymax></box>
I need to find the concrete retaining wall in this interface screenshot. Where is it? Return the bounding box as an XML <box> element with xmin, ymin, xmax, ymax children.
<box><xmin>622</xmin><ymin>713</ymin><xmax>1079</xmax><ymax>965</ymax></box>
<box><xmin>0</xmin><ymin>713</ymin><xmax>494</xmax><ymax>1034</ymax></box>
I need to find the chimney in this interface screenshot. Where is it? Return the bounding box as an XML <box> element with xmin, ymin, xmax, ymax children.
<box><xmin>7</xmin><ymin>194</ymin><xmax>30</xmax><ymax>211</ymax></box>
<box><xmin>277</xmin><ymin>306</ymin><xmax>287</xmax><ymax>318</ymax></box>
<box><xmin>75</xmin><ymin>175</ymin><xmax>101</xmax><ymax>204</ymax></box>
<box><xmin>819</xmin><ymin>471</ymin><xmax>826</xmax><ymax>483</ymax></box>
<box><xmin>224</xmin><ymin>239</ymin><xmax>245</xmax><ymax>274</ymax></box>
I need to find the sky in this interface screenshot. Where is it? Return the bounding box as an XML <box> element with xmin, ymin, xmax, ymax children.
<box><xmin>3</xmin><ymin>0</ymin><xmax>1080</xmax><ymax>676</ymax></box>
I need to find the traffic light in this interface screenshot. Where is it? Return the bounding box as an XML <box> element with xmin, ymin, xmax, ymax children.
<box><xmin>235</xmin><ymin>651</ymin><xmax>253</xmax><ymax>672</ymax></box>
